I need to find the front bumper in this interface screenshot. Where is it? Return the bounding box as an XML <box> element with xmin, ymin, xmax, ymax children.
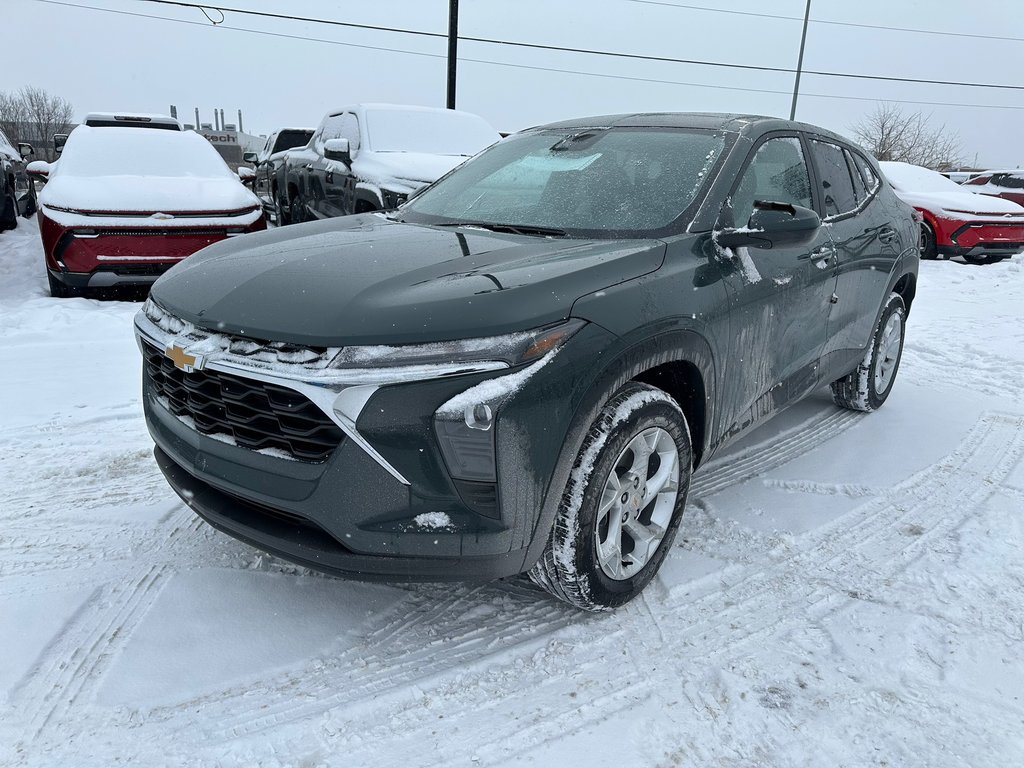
<box><xmin>933</xmin><ymin>216</ymin><xmax>1024</xmax><ymax>258</ymax></box>
<box><xmin>137</xmin><ymin>308</ymin><xmax>613</xmax><ymax>580</ymax></box>
<box><xmin>39</xmin><ymin>210</ymin><xmax>267</xmax><ymax>286</ymax></box>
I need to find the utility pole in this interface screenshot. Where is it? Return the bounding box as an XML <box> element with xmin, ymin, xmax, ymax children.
<box><xmin>447</xmin><ymin>0</ymin><xmax>459</xmax><ymax>109</ymax></box>
<box><xmin>789</xmin><ymin>0</ymin><xmax>812</xmax><ymax>121</ymax></box>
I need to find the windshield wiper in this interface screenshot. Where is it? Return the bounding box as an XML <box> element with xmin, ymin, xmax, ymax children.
<box><xmin>431</xmin><ymin>221</ymin><xmax>568</xmax><ymax>237</ymax></box>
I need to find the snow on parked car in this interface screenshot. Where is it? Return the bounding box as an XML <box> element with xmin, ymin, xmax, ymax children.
<box><xmin>962</xmin><ymin>169</ymin><xmax>1024</xmax><ymax>207</ymax></box>
<box><xmin>33</xmin><ymin>126</ymin><xmax>265</xmax><ymax>297</ymax></box>
<box><xmin>279</xmin><ymin>103</ymin><xmax>501</xmax><ymax>224</ymax></box>
<box><xmin>881</xmin><ymin>160</ymin><xmax>1024</xmax><ymax>264</ymax></box>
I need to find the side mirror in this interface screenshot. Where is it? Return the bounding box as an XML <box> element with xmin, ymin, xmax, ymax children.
<box><xmin>323</xmin><ymin>137</ymin><xmax>351</xmax><ymax>165</ymax></box>
<box><xmin>716</xmin><ymin>201</ymin><xmax>821</xmax><ymax>250</ymax></box>
<box><xmin>27</xmin><ymin>160</ymin><xmax>51</xmax><ymax>180</ymax></box>
<box><xmin>53</xmin><ymin>133</ymin><xmax>68</xmax><ymax>156</ymax></box>
<box><xmin>242</xmin><ymin>151</ymin><xmax>258</xmax><ymax>164</ymax></box>
<box><xmin>18</xmin><ymin>143</ymin><xmax>34</xmax><ymax>159</ymax></box>
<box><xmin>237</xmin><ymin>166</ymin><xmax>256</xmax><ymax>185</ymax></box>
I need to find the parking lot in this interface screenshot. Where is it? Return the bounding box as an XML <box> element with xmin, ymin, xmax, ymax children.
<box><xmin>2</xmin><ymin>213</ymin><xmax>1023</xmax><ymax>766</ymax></box>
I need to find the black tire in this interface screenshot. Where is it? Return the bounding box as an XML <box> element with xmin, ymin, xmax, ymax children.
<box><xmin>919</xmin><ymin>221</ymin><xmax>937</xmax><ymax>260</ymax></box>
<box><xmin>288</xmin><ymin>191</ymin><xmax>306</xmax><ymax>224</ymax></box>
<box><xmin>47</xmin><ymin>270</ymin><xmax>79</xmax><ymax>298</ymax></box>
<box><xmin>963</xmin><ymin>254</ymin><xmax>1004</xmax><ymax>265</ymax></box>
<box><xmin>0</xmin><ymin>183</ymin><xmax>18</xmax><ymax>232</ymax></box>
<box><xmin>831</xmin><ymin>292</ymin><xmax>906</xmax><ymax>412</ymax></box>
<box><xmin>529</xmin><ymin>382</ymin><xmax>693</xmax><ymax>611</ymax></box>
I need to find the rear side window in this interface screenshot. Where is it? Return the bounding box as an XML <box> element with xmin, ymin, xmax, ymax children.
<box><xmin>730</xmin><ymin>136</ymin><xmax>812</xmax><ymax>226</ymax></box>
<box><xmin>991</xmin><ymin>173</ymin><xmax>1024</xmax><ymax>190</ymax></box>
<box><xmin>810</xmin><ymin>139</ymin><xmax>858</xmax><ymax>217</ymax></box>
<box><xmin>272</xmin><ymin>130</ymin><xmax>314</xmax><ymax>154</ymax></box>
<box><xmin>844</xmin><ymin>149</ymin><xmax>867</xmax><ymax>202</ymax></box>
<box><xmin>851</xmin><ymin>150</ymin><xmax>880</xmax><ymax>195</ymax></box>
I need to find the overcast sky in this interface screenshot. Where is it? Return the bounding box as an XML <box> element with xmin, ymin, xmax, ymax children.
<box><xmin>10</xmin><ymin>0</ymin><xmax>1024</xmax><ymax>167</ymax></box>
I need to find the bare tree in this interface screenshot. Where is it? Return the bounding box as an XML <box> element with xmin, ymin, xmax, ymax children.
<box><xmin>851</xmin><ymin>103</ymin><xmax>962</xmax><ymax>170</ymax></box>
<box><xmin>0</xmin><ymin>86</ymin><xmax>74</xmax><ymax>161</ymax></box>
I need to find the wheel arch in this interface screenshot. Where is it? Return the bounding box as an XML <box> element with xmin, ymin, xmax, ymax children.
<box><xmin>519</xmin><ymin>328</ymin><xmax>716</xmax><ymax>571</ymax></box>
<box><xmin>891</xmin><ymin>271</ymin><xmax>917</xmax><ymax>316</ymax></box>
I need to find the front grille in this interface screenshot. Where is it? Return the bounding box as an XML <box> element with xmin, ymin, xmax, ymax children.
<box><xmin>144</xmin><ymin>343</ymin><xmax>344</xmax><ymax>462</ymax></box>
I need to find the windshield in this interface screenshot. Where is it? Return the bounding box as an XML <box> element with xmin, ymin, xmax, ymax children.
<box><xmin>401</xmin><ymin>127</ymin><xmax>726</xmax><ymax>236</ymax></box>
<box><xmin>365</xmin><ymin>108</ymin><xmax>499</xmax><ymax>155</ymax></box>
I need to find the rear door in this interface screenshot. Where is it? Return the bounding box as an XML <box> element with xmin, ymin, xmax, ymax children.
<box><xmin>717</xmin><ymin>133</ymin><xmax>838</xmax><ymax>439</ymax></box>
<box><xmin>807</xmin><ymin>137</ymin><xmax>896</xmax><ymax>365</ymax></box>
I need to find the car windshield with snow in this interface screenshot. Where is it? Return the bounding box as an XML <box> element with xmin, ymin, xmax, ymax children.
<box><xmin>137</xmin><ymin>113</ymin><xmax>919</xmax><ymax>610</ymax></box>
<box><xmin>882</xmin><ymin>160</ymin><xmax>1024</xmax><ymax>264</ymax></box>
<box><xmin>35</xmin><ymin>126</ymin><xmax>265</xmax><ymax>296</ymax></box>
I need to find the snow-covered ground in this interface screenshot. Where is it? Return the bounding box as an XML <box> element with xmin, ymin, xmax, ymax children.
<box><xmin>2</xmin><ymin>217</ymin><xmax>1024</xmax><ymax>767</ymax></box>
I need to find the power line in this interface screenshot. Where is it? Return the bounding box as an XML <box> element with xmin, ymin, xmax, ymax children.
<box><xmin>123</xmin><ymin>0</ymin><xmax>1024</xmax><ymax>92</ymax></box>
<box><xmin>34</xmin><ymin>0</ymin><xmax>1024</xmax><ymax>112</ymax></box>
<box><xmin>627</xmin><ymin>0</ymin><xmax>1024</xmax><ymax>44</ymax></box>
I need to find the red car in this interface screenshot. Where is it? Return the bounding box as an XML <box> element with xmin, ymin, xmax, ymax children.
<box><xmin>881</xmin><ymin>161</ymin><xmax>1024</xmax><ymax>264</ymax></box>
<box><xmin>30</xmin><ymin>126</ymin><xmax>265</xmax><ymax>297</ymax></box>
<box><xmin>963</xmin><ymin>170</ymin><xmax>1024</xmax><ymax>208</ymax></box>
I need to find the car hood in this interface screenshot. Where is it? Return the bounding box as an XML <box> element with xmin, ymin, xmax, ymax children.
<box><xmin>351</xmin><ymin>151</ymin><xmax>470</xmax><ymax>189</ymax></box>
<box><xmin>892</xmin><ymin>188</ymin><xmax>1024</xmax><ymax>216</ymax></box>
<box><xmin>150</xmin><ymin>214</ymin><xmax>666</xmax><ymax>346</ymax></box>
<box><xmin>39</xmin><ymin>174</ymin><xmax>259</xmax><ymax>214</ymax></box>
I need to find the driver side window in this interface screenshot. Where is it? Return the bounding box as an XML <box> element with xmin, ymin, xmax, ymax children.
<box><xmin>731</xmin><ymin>136</ymin><xmax>812</xmax><ymax>227</ymax></box>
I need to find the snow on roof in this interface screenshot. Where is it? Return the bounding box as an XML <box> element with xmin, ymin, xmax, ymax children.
<box><xmin>362</xmin><ymin>106</ymin><xmax>500</xmax><ymax>156</ymax></box>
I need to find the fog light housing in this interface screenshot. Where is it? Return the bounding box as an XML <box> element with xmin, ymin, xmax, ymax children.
<box><xmin>434</xmin><ymin>418</ymin><xmax>496</xmax><ymax>482</ymax></box>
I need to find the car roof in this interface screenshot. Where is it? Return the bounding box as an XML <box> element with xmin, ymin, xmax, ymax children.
<box><xmin>83</xmin><ymin>112</ymin><xmax>183</xmax><ymax>129</ymax></box>
<box><xmin>524</xmin><ymin>112</ymin><xmax>860</xmax><ymax>146</ymax></box>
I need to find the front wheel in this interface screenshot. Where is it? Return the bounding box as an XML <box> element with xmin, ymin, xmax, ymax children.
<box><xmin>831</xmin><ymin>292</ymin><xmax>906</xmax><ymax>412</ymax></box>
<box><xmin>0</xmin><ymin>185</ymin><xmax>18</xmax><ymax>232</ymax></box>
<box><xmin>529</xmin><ymin>382</ymin><xmax>692</xmax><ymax>611</ymax></box>
<box><xmin>919</xmin><ymin>221</ymin><xmax>937</xmax><ymax>260</ymax></box>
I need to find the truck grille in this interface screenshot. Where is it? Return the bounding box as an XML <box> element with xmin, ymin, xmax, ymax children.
<box><xmin>144</xmin><ymin>343</ymin><xmax>344</xmax><ymax>462</ymax></box>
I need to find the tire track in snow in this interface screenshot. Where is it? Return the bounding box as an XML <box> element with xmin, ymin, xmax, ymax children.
<box><xmin>288</xmin><ymin>411</ymin><xmax>1024</xmax><ymax>764</ymax></box>
<box><xmin>689</xmin><ymin>407</ymin><xmax>863</xmax><ymax>499</ymax></box>
<box><xmin>15</xmin><ymin>564</ymin><xmax>171</xmax><ymax>742</ymax></box>
<box><xmin>155</xmin><ymin>407</ymin><xmax>867</xmax><ymax>741</ymax></box>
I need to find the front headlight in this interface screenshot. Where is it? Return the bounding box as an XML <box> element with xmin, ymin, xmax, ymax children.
<box><xmin>330</xmin><ymin>318</ymin><xmax>586</xmax><ymax>370</ymax></box>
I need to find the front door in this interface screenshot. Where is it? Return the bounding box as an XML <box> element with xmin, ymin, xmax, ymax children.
<box><xmin>716</xmin><ymin>134</ymin><xmax>838</xmax><ymax>441</ymax></box>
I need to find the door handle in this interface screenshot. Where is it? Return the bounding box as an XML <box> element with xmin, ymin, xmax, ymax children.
<box><xmin>799</xmin><ymin>245</ymin><xmax>835</xmax><ymax>262</ymax></box>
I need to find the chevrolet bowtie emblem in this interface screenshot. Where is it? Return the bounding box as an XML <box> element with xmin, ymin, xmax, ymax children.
<box><xmin>166</xmin><ymin>344</ymin><xmax>203</xmax><ymax>372</ymax></box>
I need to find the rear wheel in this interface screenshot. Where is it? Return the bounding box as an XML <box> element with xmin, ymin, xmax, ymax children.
<box><xmin>529</xmin><ymin>383</ymin><xmax>692</xmax><ymax>611</ymax></box>
<box><xmin>831</xmin><ymin>293</ymin><xmax>906</xmax><ymax>412</ymax></box>
<box><xmin>288</xmin><ymin>191</ymin><xmax>306</xmax><ymax>224</ymax></box>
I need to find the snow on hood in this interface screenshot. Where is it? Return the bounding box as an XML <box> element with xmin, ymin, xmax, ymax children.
<box><xmin>352</xmin><ymin>151</ymin><xmax>469</xmax><ymax>191</ymax></box>
<box><xmin>39</xmin><ymin>126</ymin><xmax>258</xmax><ymax>214</ymax></box>
<box><xmin>881</xmin><ymin>161</ymin><xmax>1024</xmax><ymax>216</ymax></box>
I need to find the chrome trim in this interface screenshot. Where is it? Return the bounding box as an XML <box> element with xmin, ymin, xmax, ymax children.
<box><xmin>134</xmin><ymin>310</ymin><xmax>508</xmax><ymax>485</ymax></box>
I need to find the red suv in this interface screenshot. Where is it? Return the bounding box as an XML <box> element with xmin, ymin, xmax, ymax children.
<box><xmin>963</xmin><ymin>171</ymin><xmax>1024</xmax><ymax>208</ymax></box>
<box><xmin>32</xmin><ymin>126</ymin><xmax>265</xmax><ymax>297</ymax></box>
<box><xmin>881</xmin><ymin>161</ymin><xmax>1024</xmax><ymax>264</ymax></box>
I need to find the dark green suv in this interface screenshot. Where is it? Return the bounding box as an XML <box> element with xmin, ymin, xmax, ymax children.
<box><xmin>136</xmin><ymin>113</ymin><xmax>918</xmax><ymax>610</ymax></box>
